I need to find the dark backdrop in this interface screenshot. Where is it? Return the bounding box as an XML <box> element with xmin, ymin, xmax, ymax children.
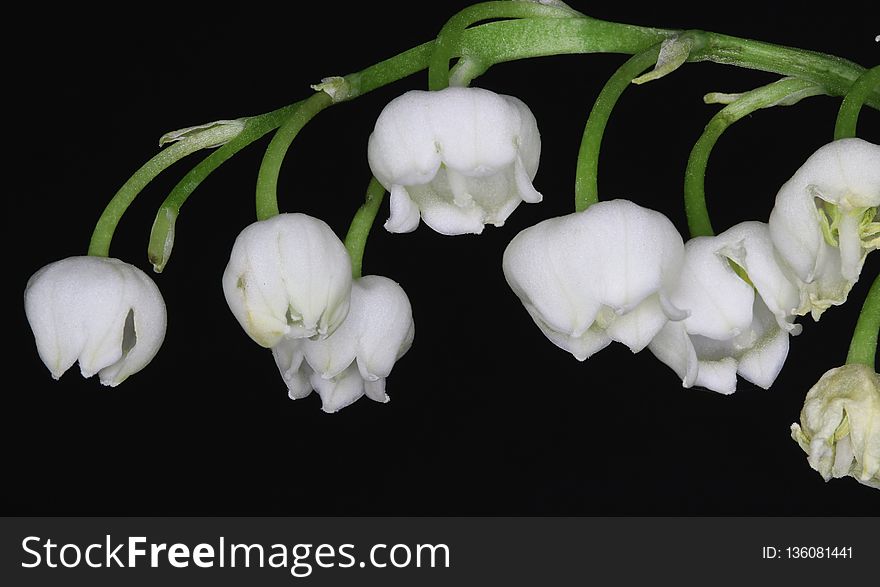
<box><xmin>7</xmin><ymin>2</ymin><xmax>878</xmax><ymax>515</ymax></box>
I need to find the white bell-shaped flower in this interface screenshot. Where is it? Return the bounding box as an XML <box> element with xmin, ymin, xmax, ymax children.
<box><xmin>503</xmin><ymin>199</ymin><xmax>686</xmax><ymax>360</ymax></box>
<box><xmin>24</xmin><ymin>256</ymin><xmax>167</xmax><ymax>386</ymax></box>
<box><xmin>768</xmin><ymin>138</ymin><xmax>880</xmax><ymax>319</ymax></box>
<box><xmin>272</xmin><ymin>275</ymin><xmax>414</xmax><ymax>413</ymax></box>
<box><xmin>648</xmin><ymin>222</ymin><xmax>801</xmax><ymax>394</ymax></box>
<box><xmin>367</xmin><ymin>86</ymin><xmax>542</xmax><ymax>235</ymax></box>
<box><xmin>791</xmin><ymin>364</ymin><xmax>880</xmax><ymax>489</ymax></box>
<box><xmin>222</xmin><ymin>213</ymin><xmax>352</xmax><ymax>348</ymax></box>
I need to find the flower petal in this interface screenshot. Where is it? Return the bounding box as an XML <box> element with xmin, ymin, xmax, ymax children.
<box><xmin>716</xmin><ymin>221</ymin><xmax>801</xmax><ymax>331</ymax></box>
<box><xmin>792</xmin><ymin>138</ymin><xmax>880</xmax><ymax>209</ymax></box>
<box><xmin>735</xmin><ymin>321</ymin><xmax>789</xmax><ymax>389</ymax></box>
<box><xmin>575</xmin><ymin>200</ymin><xmax>685</xmax><ymax>313</ymax></box>
<box><xmin>367</xmin><ymin>91</ymin><xmax>440</xmax><ymax>188</ymax></box>
<box><xmin>311</xmin><ymin>364</ymin><xmax>366</xmax><ymax>413</ymax></box>
<box><xmin>98</xmin><ymin>263</ymin><xmax>167</xmax><ymax>386</ymax></box>
<box><xmin>837</xmin><ymin>212</ymin><xmax>865</xmax><ymax>282</ymax></box>
<box><xmin>503</xmin><ymin>216</ymin><xmax>601</xmax><ymax>346</ymax></box>
<box><xmin>514</xmin><ymin>155</ymin><xmax>543</xmax><ymax>204</ymax></box>
<box><xmin>364</xmin><ymin>378</ymin><xmax>389</xmax><ymax>403</ymax></box>
<box><xmin>671</xmin><ymin>236</ymin><xmax>755</xmax><ymax>340</ymax></box>
<box><xmin>605</xmin><ymin>294</ymin><xmax>670</xmax><ymax>353</ymax></box>
<box><xmin>648</xmin><ymin>320</ymin><xmax>698</xmax><ymax>387</ymax></box>
<box><xmin>350</xmin><ymin>276</ymin><xmax>414</xmax><ymax>381</ymax></box>
<box><xmin>272</xmin><ymin>338</ymin><xmax>313</xmax><ymax>400</ymax></box>
<box><xmin>406</xmin><ymin>177</ymin><xmax>487</xmax><ymax>235</ymax></box>
<box><xmin>384</xmin><ymin>184</ymin><xmax>422</xmax><ymax>233</ymax></box>
<box><xmin>692</xmin><ymin>356</ymin><xmax>738</xmax><ymax>395</ymax></box>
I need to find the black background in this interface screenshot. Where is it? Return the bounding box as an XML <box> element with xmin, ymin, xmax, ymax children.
<box><xmin>7</xmin><ymin>2</ymin><xmax>878</xmax><ymax>515</ymax></box>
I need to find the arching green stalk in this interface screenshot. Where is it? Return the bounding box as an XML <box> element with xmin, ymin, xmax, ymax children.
<box><xmin>427</xmin><ymin>1</ymin><xmax>582</xmax><ymax>91</ymax></box>
<box><xmin>255</xmin><ymin>92</ymin><xmax>333</xmax><ymax>220</ymax></box>
<box><xmin>683</xmin><ymin>77</ymin><xmax>823</xmax><ymax>238</ymax></box>
<box><xmin>847</xmin><ymin>273</ymin><xmax>880</xmax><ymax>368</ymax></box>
<box><xmin>834</xmin><ymin>65</ymin><xmax>880</xmax><ymax>140</ymax></box>
<box><xmin>343</xmin><ymin>177</ymin><xmax>387</xmax><ymax>279</ymax></box>
<box><xmin>148</xmin><ymin>102</ymin><xmax>302</xmax><ymax>272</ymax></box>
<box><xmin>88</xmin><ymin>125</ymin><xmax>242</xmax><ymax>257</ymax></box>
<box><xmin>573</xmin><ymin>44</ymin><xmax>662</xmax><ymax>212</ymax></box>
<box><xmin>85</xmin><ymin>15</ymin><xmax>876</xmax><ymax>260</ymax></box>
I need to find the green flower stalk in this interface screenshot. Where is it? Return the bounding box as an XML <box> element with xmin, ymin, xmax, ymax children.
<box><xmin>683</xmin><ymin>78</ymin><xmax>823</xmax><ymax>238</ymax></box>
<box><xmin>80</xmin><ymin>7</ymin><xmax>875</xmax><ymax>269</ymax></box>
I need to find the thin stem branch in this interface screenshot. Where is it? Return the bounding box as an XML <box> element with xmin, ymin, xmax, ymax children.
<box><xmin>148</xmin><ymin>102</ymin><xmax>302</xmax><ymax>271</ymax></box>
<box><xmin>847</xmin><ymin>273</ymin><xmax>880</xmax><ymax>368</ymax></box>
<box><xmin>88</xmin><ymin>135</ymin><xmax>227</xmax><ymax>257</ymax></box>
<box><xmin>684</xmin><ymin>77</ymin><xmax>823</xmax><ymax>238</ymax></box>
<box><xmin>85</xmin><ymin>15</ymin><xmax>876</xmax><ymax>259</ymax></box>
<box><xmin>343</xmin><ymin>177</ymin><xmax>387</xmax><ymax>279</ymax></box>
<box><xmin>689</xmin><ymin>32</ymin><xmax>877</xmax><ymax>106</ymax></box>
<box><xmin>255</xmin><ymin>92</ymin><xmax>332</xmax><ymax>220</ymax></box>
<box><xmin>574</xmin><ymin>45</ymin><xmax>661</xmax><ymax>212</ymax></box>
<box><xmin>834</xmin><ymin>65</ymin><xmax>880</xmax><ymax>140</ymax></box>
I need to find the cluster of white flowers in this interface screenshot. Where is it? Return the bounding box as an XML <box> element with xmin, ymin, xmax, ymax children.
<box><xmin>505</xmin><ymin>138</ymin><xmax>878</xmax><ymax>396</ymax></box>
<box><xmin>22</xmin><ymin>85</ymin><xmax>879</xmax><ymax>444</ymax></box>
<box><xmin>221</xmin><ymin>213</ymin><xmax>414</xmax><ymax>413</ymax></box>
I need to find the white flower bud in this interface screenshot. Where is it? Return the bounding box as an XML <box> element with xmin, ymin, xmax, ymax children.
<box><xmin>791</xmin><ymin>364</ymin><xmax>880</xmax><ymax>489</ymax></box>
<box><xmin>222</xmin><ymin>213</ymin><xmax>352</xmax><ymax>348</ymax></box>
<box><xmin>24</xmin><ymin>256</ymin><xmax>167</xmax><ymax>386</ymax></box>
<box><xmin>367</xmin><ymin>86</ymin><xmax>542</xmax><ymax>235</ymax></box>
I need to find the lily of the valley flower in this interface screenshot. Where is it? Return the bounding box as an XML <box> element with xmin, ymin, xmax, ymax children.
<box><xmin>222</xmin><ymin>213</ymin><xmax>352</xmax><ymax>348</ymax></box>
<box><xmin>272</xmin><ymin>275</ymin><xmax>414</xmax><ymax>413</ymax></box>
<box><xmin>768</xmin><ymin>138</ymin><xmax>880</xmax><ymax>319</ymax></box>
<box><xmin>791</xmin><ymin>364</ymin><xmax>880</xmax><ymax>489</ymax></box>
<box><xmin>367</xmin><ymin>86</ymin><xmax>542</xmax><ymax>235</ymax></box>
<box><xmin>503</xmin><ymin>199</ymin><xmax>686</xmax><ymax>360</ymax></box>
<box><xmin>24</xmin><ymin>256</ymin><xmax>167</xmax><ymax>386</ymax></box>
<box><xmin>649</xmin><ymin>222</ymin><xmax>801</xmax><ymax>394</ymax></box>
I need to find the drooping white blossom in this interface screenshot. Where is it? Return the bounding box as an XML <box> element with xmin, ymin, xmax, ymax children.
<box><xmin>503</xmin><ymin>199</ymin><xmax>687</xmax><ymax>360</ymax></box>
<box><xmin>272</xmin><ymin>275</ymin><xmax>414</xmax><ymax>413</ymax></box>
<box><xmin>24</xmin><ymin>256</ymin><xmax>167</xmax><ymax>386</ymax></box>
<box><xmin>791</xmin><ymin>363</ymin><xmax>880</xmax><ymax>489</ymax></box>
<box><xmin>768</xmin><ymin>138</ymin><xmax>880</xmax><ymax>319</ymax></box>
<box><xmin>648</xmin><ymin>222</ymin><xmax>801</xmax><ymax>394</ymax></box>
<box><xmin>367</xmin><ymin>86</ymin><xmax>542</xmax><ymax>235</ymax></box>
<box><xmin>222</xmin><ymin>213</ymin><xmax>352</xmax><ymax>348</ymax></box>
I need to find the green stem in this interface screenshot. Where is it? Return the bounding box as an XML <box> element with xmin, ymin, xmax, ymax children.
<box><xmin>255</xmin><ymin>92</ymin><xmax>332</xmax><ymax>220</ymax></box>
<box><xmin>574</xmin><ymin>44</ymin><xmax>662</xmax><ymax>212</ymax></box>
<box><xmin>148</xmin><ymin>102</ymin><xmax>302</xmax><ymax>271</ymax></box>
<box><xmin>88</xmin><ymin>135</ymin><xmax>229</xmax><ymax>257</ymax></box>
<box><xmin>834</xmin><ymin>65</ymin><xmax>880</xmax><ymax>140</ymax></box>
<box><xmin>427</xmin><ymin>1</ymin><xmax>582</xmax><ymax>91</ymax></box>
<box><xmin>343</xmin><ymin>177</ymin><xmax>386</xmax><ymax>279</ymax></box>
<box><xmin>846</xmin><ymin>273</ymin><xmax>880</xmax><ymax>368</ymax></box>
<box><xmin>87</xmin><ymin>16</ymin><xmax>873</xmax><ymax>261</ymax></box>
<box><xmin>688</xmin><ymin>32</ymin><xmax>877</xmax><ymax>106</ymax></box>
<box><xmin>684</xmin><ymin>77</ymin><xmax>823</xmax><ymax>238</ymax></box>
